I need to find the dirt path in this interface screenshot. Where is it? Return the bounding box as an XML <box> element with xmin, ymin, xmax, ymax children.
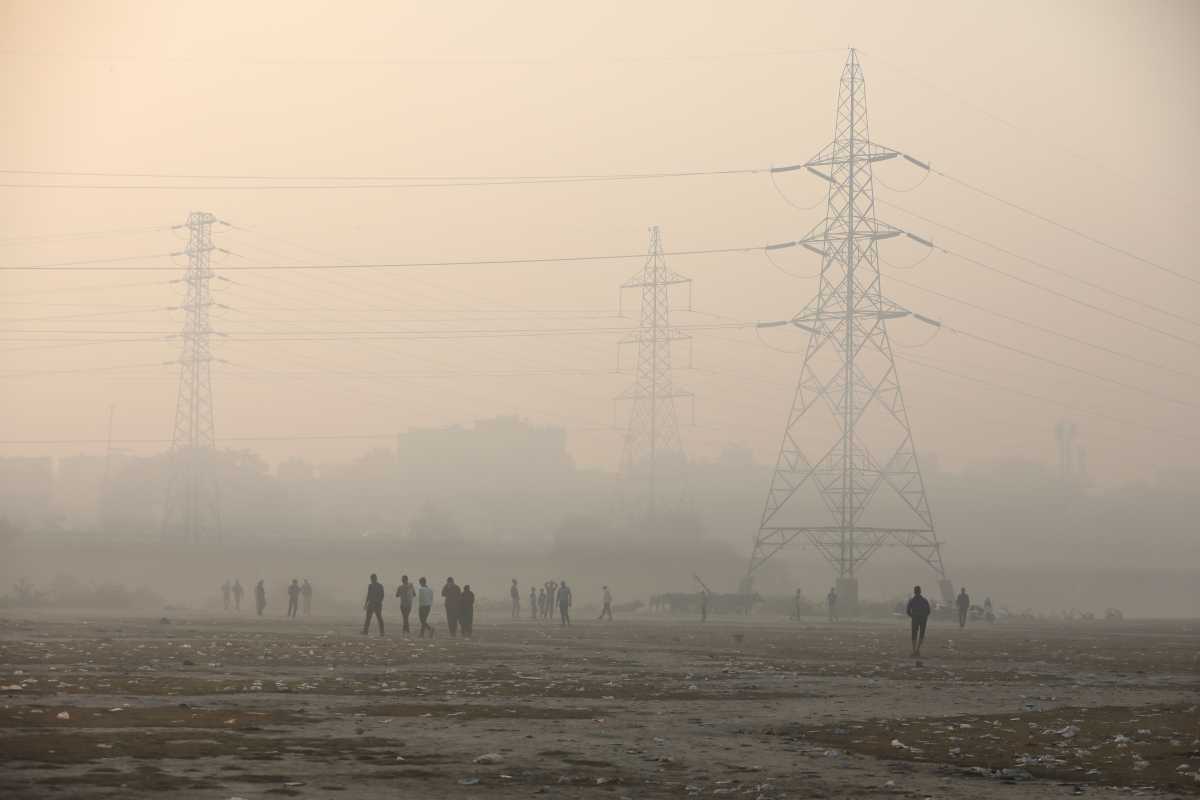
<box><xmin>1</xmin><ymin>612</ymin><xmax>1197</xmax><ymax>798</ymax></box>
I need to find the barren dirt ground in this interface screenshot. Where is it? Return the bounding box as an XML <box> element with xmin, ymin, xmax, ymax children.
<box><xmin>0</xmin><ymin>610</ymin><xmax>1197</xmax><ymax>799</ymax></box>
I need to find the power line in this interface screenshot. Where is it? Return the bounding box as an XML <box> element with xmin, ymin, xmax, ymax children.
<box><xmin>0</xmin><ymin>169</ymin><xmax>765</xmax><ymax>191</ymax></box>
<box><xmin>881</xmin><ymin>200</ymin><xmax>1200</xmax><ymax>330</ymax></box>
<box><xmin>897</xmin><ymin>354</ymin><xmax>1200</xmax><ymax>443</ymax></box>
<box><xmin>0</xmin><ymin>166</ymin><xmax>762</xmax><ymax>182</ymax></box>
<box><xmin>0</xmin><ymin>46</ymin><xmax>842</xmax><ymax>67</ymax></box>
<box><xmin>941</xmin><ymin>323</ymin><xmax>1200</xmax><ymax>411</ymax></box>
<box><xmin>931</xmin><ymin>167</ymin><xmax>1199</xmax><ymax>288</ymax></box>
<box><xmin>0</xmin><ymin>244</ymin><xmax>758</xmax><ymax>271</ymax></box>
<box><xmin>0</xmin><ymin>322</ymin><xmax>752</xmax><ymax>338</ymax></box>
<box><xmin>856</xmin><ymin>48</ymin><xmax>1198</xmax><ymax>213</ymax></box>
<box><xmin>934</xmin><ymin>244</ymin><xmax>1200</xmax><ymax>350</ymax></box>
<box><xmin>0</xmin><ymin>225</ymin><xmax>173</xmax><ymax>246</ymax></box>
<box><xmin>7</xmin><ymin>253</ymin><xmax>176</xmax><ymax>269</ymax></box>
<box><xmin>886</xmin><ymin>273</ymin><xmax>1200</xmax><ymax>381</ymax></box>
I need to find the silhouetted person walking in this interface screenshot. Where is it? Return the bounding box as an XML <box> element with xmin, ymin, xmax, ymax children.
<box><xmin>287</xmin><ymin>578</ymin><xmax>301</xmax><ymax>618</ymax></box>
<box><xmin>232</xmin><ymin>579</ymin><xmax>243</xmax><ymax>611</ymax></box>
<box><xmin>442</xmin><ymin>577</ymin><xmax>462</xmax><ymax>637</ymax></box>
<box><xmin>221</xmin><ymin>580</ymin><xmax>231</xmax><ymax>611</ymax></box>
<box><xmin>510</xmin><ymin>579</ymin><xmax>520</xmax><ymax>619</ymax></box>
<box><xmin>598</xmin><ymin>585</ymin><xmax>612</xmax><ymax>620</ymax></box>
<box><xmin>529</xmin><ymin>586</ymin><xmax>538</xmax><ymax>620</ymax></box>
<box><xmin>557</xmin><ymin>579</ymin><xmax>572</xmax><ymax>626</ymax></box>
<box><xmin>461</xmin><ymin>584</ymin><xmax>476</xmax><ymax>637</ymax></box>
<box><xmin>956</xmin><ymin>587</ymin><xmax>971</xmax><ymax>629</ymax></box>
<box><xmin>362</xmin><ymin>573</ymin><xmax>385</xmax><ymax>636</ymax></box>
<box><xmin>395</xmin><ymin>575</ymin><xmax>415</xmax><ymax>635</ymax></box>
<box><xmin>254</xmin><ymin>580</ymin><xmax>266</xmax><ymax>616</ymax></box>
<box><xmin>301</xmin><ymin>579</ymin><xmax>312</xmax><ymax>615</ymax></box>
<box><xmin>827</xmin><ymin>587</ymin><xmax>838</xmax><ymax>622</ymax></box>
<box><xmin>417</xmin><ymin>577</ymin><xmax>434</xmax><ymax>638</ymax></box>
<box><xmin>906</xmin><ymin>585</ymin><xmax>931</xmax><ymax>657</ymax></box>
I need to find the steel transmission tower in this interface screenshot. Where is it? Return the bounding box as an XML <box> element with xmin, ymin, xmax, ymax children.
<box><xmin>747</xmin><ymin>50</ymin><xmax>951</xmax><ymax>606</ymax></box>
<box><xmin>618</xmin><ymin>226</ymin><xmax>692</xmax><ymax>524</ymax></box>
<box><xmin>162</xmin><ymin>211</ymin><xmax>222</xmax><ymax>543</ymax></box>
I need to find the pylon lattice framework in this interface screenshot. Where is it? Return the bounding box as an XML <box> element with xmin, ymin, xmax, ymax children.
<box><xmin>747</xmin><ymin>50</ymin><xmax>950</xmax><ymax>596</ymax></box>
<box><xmin>162</xmin><ymin>211</ymin><xmax>222</xmax><ymax>543</ymax></box>
<box><xmin>618</xmin><ymin>226</ymin><xmax>692</xmax><ymax>523</ymax></box>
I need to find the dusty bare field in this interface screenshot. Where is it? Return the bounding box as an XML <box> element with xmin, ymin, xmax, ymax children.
<box><xmin>0</xmin><ymin>611</ymin><xmax>1197</xmax><ymax>799</ymax></box>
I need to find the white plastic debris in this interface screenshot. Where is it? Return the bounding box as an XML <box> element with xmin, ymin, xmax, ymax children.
<box><xmin>474</xmin><ymin>753</ymin><xmax>503</xmax><ymax>764</ymax></box>
<box><xmin>56</xmin><ymin>711</ymin><xmax>71</xmax><ymax>720</ymax></box>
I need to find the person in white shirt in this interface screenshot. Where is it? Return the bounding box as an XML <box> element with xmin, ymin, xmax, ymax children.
<box><xmin>598</xmin><ymin>585</ymin><xmax>613</xmax><ymax>621</ymax></box>
<box><xmin>417</xmin><ymin>576</ymin><xmax>435</xmax><ymax>638</ymax></box>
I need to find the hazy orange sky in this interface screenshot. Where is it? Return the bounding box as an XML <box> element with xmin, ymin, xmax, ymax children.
<box><xmin>2</xmin><ymin>0</ymin><xmax>1197</xmax><ymax>483</ymax></box>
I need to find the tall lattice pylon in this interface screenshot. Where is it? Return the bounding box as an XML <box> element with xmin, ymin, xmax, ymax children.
<box><xmin>162</xmin><ymin>211</ymin><xmax>222</xmax><ymax>543</ymax></box>
<box><xmin>747</xmin><ymin>50</ymin><xmax>950</xmax><ymax>602</ymax></box>
<box><xmin>617</xmin><ymin>226</ymin><xmax>692</xmax><ymax>524</ymax></box>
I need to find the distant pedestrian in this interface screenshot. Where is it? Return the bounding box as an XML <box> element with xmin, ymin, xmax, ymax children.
<box><xmin>557</xmin><ymin>579</ymin><xmax>572</xmax><ymax>626</ymax></box>
<box><xmin>395</xmin><ymin>575</ymin><xmax>415</xmax><ymax>635</ymax></box>
<box><xmin>221</xmin><ymin>580</ymin><xmax>231</xmax><ymax>611</ymax></box>
<box><xmin>537</xmin><ymin>587</ymin><xmax>547</xmax><ymax>620</ymax></box>
<box><xmin>232</xmin><ymin>579</ymin><xmax>243</xmax><ymax>611</ymax></box>
<box><xmin>363</xmin><ymin>573</ymin><xmax>385</xmax><ymax>636</ymax></box>
<box><xmin>287</xmin><ymin>578</ymin><xmax>301</xmax><ymax>618</ymax></box>
<box><xmin>956</xmin><ymin>587</ymin><xmax>971</xmax><ymax>628</ymax></box>
<box><xmin>254</xmin><ymin>580</ymin><xmax>266</xmax><ymax>616</ymax></box>
<box><xmin>598</xmin><ymin>585</ymin><xmax>613</xmax><ymax>621</ymax></box>
<box><xmin>301</xmin><ymin>579</ymin><xmax>313</xmax><ymax>615</ymax></box>
<box><xmin>529</xmin><ymin>586</ymin><xmax>538</xmax><ymax>620</ymax></box>
<box><xmin>417</xmin><ymin>577</ymin><xmax>435</xmax><ymax>638</ymax></box>
<box><xmin>906</xmin><ymin>585</ymin><xmax>931</xmax><ymax>657</ymax></box>
<box><xmin>442</xmin><ymin>577</ymin><xmax>462</xmax><ymax>637</ymax></box>
<box><xmin>461</xmin><ymin>584</ymin><xmax>476</xmax><ymax>637</ymax></box>
<box><xmin>827</xmin><ymin>587</ymin><xmax>838</xmax><ymax>622</ymax></box>
<box><xmin>510</xmin><ymin>579</ymin><xmax>520</xmax><ymax>619</ymax></box>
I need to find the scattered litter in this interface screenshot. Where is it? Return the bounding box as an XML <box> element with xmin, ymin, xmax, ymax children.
<box><xmin>458</xmin><ymin>777</ymin><xmax>480</xmax><ymax>785</ymax></box>
<box><xmin>56</xmin><ymin>711</ymin><xmax>71</xmax><ymax>720</ymax></box>
<box><xmin>473</xmin><ymin>753</ymin><xmax>503</xmax><ymax>764</ymax></box>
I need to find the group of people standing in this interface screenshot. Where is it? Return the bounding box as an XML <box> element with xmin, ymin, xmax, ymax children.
<box><xmin>221</xmin><ymin>578</ymin><xmax>298</xmax><ymax>617</ymax></box>
<box><xmin>528</xmin><ymin>579</ymin><xmax>574</xmax><ymax>625</ymax></box>
<box><xmin>362</xmin><ymin>574</ymin><xmax>477</xmax><ymax>638</ymax></box>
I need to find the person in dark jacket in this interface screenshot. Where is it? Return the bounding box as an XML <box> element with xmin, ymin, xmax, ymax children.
<box><xmin>956</xmin><ymin>587</ymin><xmax>971</xmax><ymax>628</ymax></box>
<box><xmin>460</xmin><ymin>584</ymin><xmax>476</xmax><ymax>637</ymax></box>
<box><xmin>906</xmin><ymin>585</ymin><xmax>931</xmax><ymax>657</ymax></box>
<box><xmin>363</xmin><ymin>573</ymin><xmax>385</xmax><ymax>636</ymax></box>
<box><xmin>557</xmin><ymin>579</ymin><xmax>572</xmax><ymax>626</ymax></box>
<box><xmin>442</xmin><ymin>577</ymin><xmax>462</xmax><ymax>637</ymax></box>
<box><xmin>287</xmin><ymin>579</ymin><xmax>301</xmax><ymax>618</ymax></box>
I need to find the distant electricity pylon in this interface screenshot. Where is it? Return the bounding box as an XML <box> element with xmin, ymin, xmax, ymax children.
<box><xmin>747</xmin><ymin>50</ymin><xmax>951</xmax><ymax>605</ymax></box>
<box><xmin>617</xmin><ymin>226</ymin><xmax>693</xmax><ymax>524</ymax></box>
<box><xmin>162</xmin><ymin>211</ymin><xmax>222</xmax><ymax>543</ymax></box>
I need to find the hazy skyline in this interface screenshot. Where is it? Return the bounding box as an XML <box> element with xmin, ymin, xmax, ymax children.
<box><xmin>2</xmin><ymin>0</ymin><xmax>1198</xmax><ymax>486</ymax></box>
